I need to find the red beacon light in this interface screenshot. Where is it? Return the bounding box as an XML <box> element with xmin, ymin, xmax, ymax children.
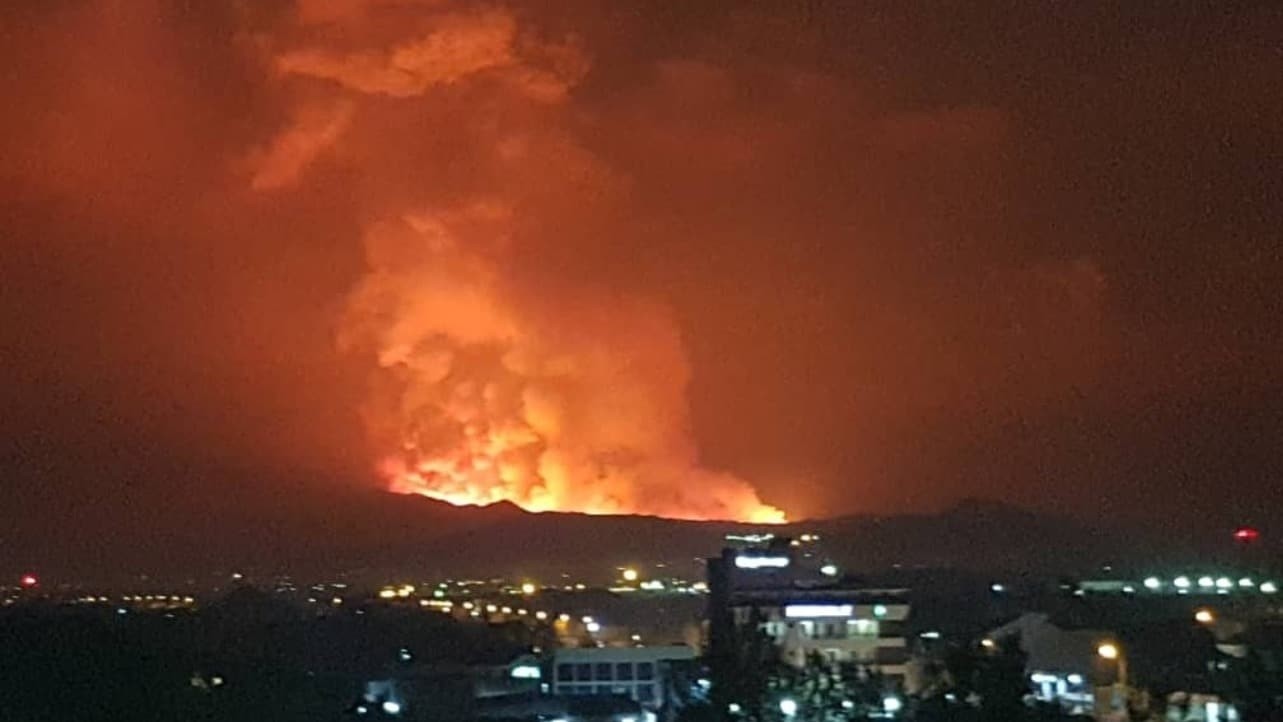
<box><xmin>19</xmin><ymin>574</ymin><xmax>38</xmax><ymax>589</ymax></box>
<box><xmin>1234</xmin><ymin>527</ymin><xmax>1261</xmax><ymax>544</ymax></box>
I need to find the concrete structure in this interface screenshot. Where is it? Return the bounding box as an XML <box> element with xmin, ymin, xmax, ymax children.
<box><xmin>986</xmin><ymin>612</ymin><xmax>1243</xmax><ymax>720</ymax></box>
<box><xmin>551</xmin><ymin>645</ymin><xmax>697</xmax><ymax>711</ymax></box>
<box><xmin>986</xmin><ymin>613</ymin><xmax>1107</xmax><ymax>716</ymax></box>
<box><xmin>706</xmin><ymin>538</ymin><xmax>911</xmax><ymax>681</ymax></box>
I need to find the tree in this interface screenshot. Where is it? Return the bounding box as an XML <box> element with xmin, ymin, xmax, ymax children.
<box><xmin>913</xmin><ymin>637</ymin><xmax>1031</xmax><ymax>722</ymax></box>
<box><xmin>973</xmin><ymin>636</ymin><xmax>1029</xmax><ymax>721</ymax></box>
<box><xmin>759</xmin><ymin>654</ymin><xmax>886</xmax><ymax>722</ymax></box>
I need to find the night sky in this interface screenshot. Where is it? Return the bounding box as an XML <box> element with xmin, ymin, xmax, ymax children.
<box><xmin>2</xmin><ymin>1</ymin><xmax>1280</xmax><ymax>543</ymax></box>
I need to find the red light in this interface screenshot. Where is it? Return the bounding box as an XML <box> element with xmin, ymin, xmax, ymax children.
<box><xmin>1234</xmin><ymin>527</ymin><xmax>1261</xmax><ymax>543</ymax></box>
<box><xmin>19</xmin><ymin>574</ymin><xmax>38</xmax><ymax>588</ymax></box>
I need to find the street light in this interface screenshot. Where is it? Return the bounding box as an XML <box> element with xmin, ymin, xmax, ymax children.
<box><xmin>1097</xmin><ymin>642</ymin><xmax>1128</xmax><ymax>688</ymax></box>
<box><xmin>779</xmin><ymin>698</ymin><xmax>798</xmax><ymax>717</ymax></box>
<box><xmin>1195</xmin><ymin>608</ymin><xmax>1215</xmax><ymax>625</ymax></box>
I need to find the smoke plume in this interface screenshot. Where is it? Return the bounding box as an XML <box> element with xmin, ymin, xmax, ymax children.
<box><xmin>253</xmin><ymin>2</ymin><xmax>785</xmax><ymax>522</ymax></box>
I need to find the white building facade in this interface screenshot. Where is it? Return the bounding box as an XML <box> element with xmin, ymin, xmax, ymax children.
<box><xmin>551</xmin><ymin>645</ymin><xmax>696</xmax><ymax>710</ymax></box>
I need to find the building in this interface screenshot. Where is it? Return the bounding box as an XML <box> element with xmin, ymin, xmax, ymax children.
<box><xmin>985</xmin><ymin>611</ymin><xmax>1242</xmax><ymax>720</ymax></box>
<box><xmin>706</xmin><ymin>538</ymin><xmax>911</xmax><ymax>682</ymax></box>
<box><xmin>985</xmin><ymin>613</ymin><xmax>1110</xmax><ymax>716</ymax></box>
<box><xmin>550</xmin><ymin>645</ymin><xmax>697</xmax><ymax>712</ymax></box>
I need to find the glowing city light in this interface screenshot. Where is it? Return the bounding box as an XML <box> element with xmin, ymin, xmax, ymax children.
<box><xmin>820</xmin><ymin>564</ymin><xmax>838</xmax><ymax>576</ymax></box>
<box><xmin>1233</xmin><ymin>526</ymin><xmax>1260</xmax><ymax>543</ymax></box>
<box><xmin>511</xmin><ymin>664</ymin><xmax>541</xmax><ymax>679</ymax></box>
<box><xmin>1143</xmin><ymin>577</ymin><xmax>1161</xmax><ymax>589</ymax></box>
<box><xmin>1195</xmin><ymin>609</ymin><xmax>1215</xmax><ymax>624</ymax></box>
<box><xmin>622</xmin><ymin>568</ymin><xmax>639</xmax><ymax>582</ymax></box>
<box><xmin>1174</xmin><ymin>576</ymin><xmax>1191</xmax><ymax>589</ymax></box>
<box><xmin>734</xmin><ymin>555</ymin><xmax>790</xmax><ymax>570</ymax></box>
<box><xmin>19</xmin><ymin>574</ymin><xmax>38</xmax><ymax>589</ymax></box>
<box><xmin>1097</xmin><ymin>643</ymin><xmax>1120</xmax><ymax>660</ymax></box>
<box><xmin>784</xmin><ymin>604</ymin><xmax>853</xmax><ymax>618</ymax></box>
<box><xmin>779</xmin><ymin>698</ymin><xmax>798</xmax><ymax>717</ymax></box>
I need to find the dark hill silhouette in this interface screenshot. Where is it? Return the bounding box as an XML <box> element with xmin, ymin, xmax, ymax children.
<box><xmin>6</xmin><ymin>473</ymin><xmax>1234</xmax><ymax>585</ymax></box>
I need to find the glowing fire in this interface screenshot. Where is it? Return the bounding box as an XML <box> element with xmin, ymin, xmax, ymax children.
<box><xmin>387</xmin><ymin>458</ymin><xmax>787</xmax><ymax>524</ymax></box>
<box><xmin>253</xmin><ymin>5</ymin><xmax>786</xmax><ymax>524</ymax></box>
<box><xmin>348</xmin><ymin>214</ymin><xmax>786</xmax><ymax>524</ymax></box>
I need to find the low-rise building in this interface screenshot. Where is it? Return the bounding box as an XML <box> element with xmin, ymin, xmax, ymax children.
<box><xmin>550</xmin><ymin>645</ymin><xmax>697</xmax><ymax>712</ymax></box>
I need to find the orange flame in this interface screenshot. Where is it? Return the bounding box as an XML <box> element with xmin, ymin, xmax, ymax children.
<box><xmin>340</xmin><ymin>214</ymin><xmax>786</xmax><ymax>524</ymax></box>
<box><xmin>255</xmin><ymin>5</ymin><xmax>786</xmax><ymax>524</ymax></box>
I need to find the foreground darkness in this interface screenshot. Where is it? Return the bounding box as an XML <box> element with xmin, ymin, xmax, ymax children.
<box><xmin>2</xmin><ymin>0</ymin><xmax>1282</xmax><ymax>550</ymax></box>
<box><xmin>0</xmin><ymin>589</ymin><xmax>532</xmax><ymax>722</ymax></box>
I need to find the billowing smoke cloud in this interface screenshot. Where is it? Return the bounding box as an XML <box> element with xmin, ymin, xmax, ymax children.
<box><xmin>253</xmin><ymin>2</ymin><xmax>785</xmax><ymax>522</ymax></box>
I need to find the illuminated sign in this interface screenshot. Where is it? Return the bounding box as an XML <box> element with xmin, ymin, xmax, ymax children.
<box><xmin>511</xmin><ymin>665</ymin><xmax>541</xmax><ymax>679</ymax></box>
<box><xmin>735</xmin><ymin>555</ymin><xmax>790</xmax><ymax>569</ymax></box>
<box><xmin>726</xmin><ymin>533</ymin><xmax>775</xmax><ymax>543</ymax></box>
<box><xmin>784</xmin><ymin>604</ymin><xmax>853</xmax><ymax>618</ymax></box>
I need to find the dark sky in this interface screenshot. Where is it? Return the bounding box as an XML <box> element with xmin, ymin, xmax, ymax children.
<box><xmin>2</xmin><ymin>0</ymin><xmax>1281</xmax><ymax>540</ymax></box>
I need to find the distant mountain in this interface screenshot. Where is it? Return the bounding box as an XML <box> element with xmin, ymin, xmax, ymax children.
<box><xmin>6</xmin><ymin>481</ymin><xmax>1218</xmax><ymax>586</ymax></box>
<box><xmin>389</xmin><ymin>495</ymin><xmax>1152</xmax><ymax>580</ymax></box>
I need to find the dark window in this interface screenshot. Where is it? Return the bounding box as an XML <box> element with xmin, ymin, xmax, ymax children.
<box><xmin>596</xmin><ymin>663</ymin><xmax>613</xmax><ymax>680</ymax></box>
<box><xmin>637</xmin><ymin>662</ymin><xmax>655</xmax><ymax>681</ymax></box>
<box><xmin>616</xmin><ymin>662</ymin><xmax>634</xmax><ymax>681</ymax></box>
<box><xmin>557</xmin><ymin>664</ymin><xmax>574</xmax><ymax>682</ymax></box>
<box><xmin>576</xmin><ymin>663</ymin><xmax>593</xmax><ymax>681</ymax></box>
<box><xmin>637</xmin><ymin>684</ymin><xmax>656</xmax><ymax>702</ymax></box>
